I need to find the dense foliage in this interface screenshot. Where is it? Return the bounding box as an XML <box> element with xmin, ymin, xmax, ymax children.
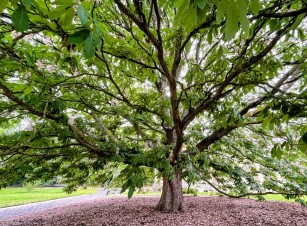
<box><xmin>0</xmin><ymin>0</ymin><xmax>306</xmax><ymax>205</ymax></box>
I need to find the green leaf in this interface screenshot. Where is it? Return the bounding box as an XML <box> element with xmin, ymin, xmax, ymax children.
<box><xmin>299</xmin><ymin>88</ymin><xmax>307</xmax><ymax>97</ymax></box>
<box><xmin>12</xmin><ymin>4</ymin><xmax>29</xmax><ymax>32</ymax></box>
<box><xmin>269</xmin><ymin>19</ymin><xmax>279</xmax><ymax>32</ymax></box>
<box><xmin>63</xmin><ymin>7</ymin><xmax>74</xmax><ymax>26</ymax></box>
<box><xmin>93</xmin><ymin>20</ymin><xmax>103</xmax><ymax>48</ymax></box>
<box><xmin>84</xmin><ymin>32</ymin><xmax>95</xmax><ymax>59</ymax></box>
<box><xmin>13</xmin><ymin>84</ymin><xmax>27</xmax><ymax>92</ymax></box>
<box><xmin>54</xmin><ymin>99</ymin><xmax>65</xmax><ymax>112</ymax></box>
<box><xmin>128</xmin><ymin>186</ymin><xmax>134</xmax><ymax>198</ymax></box>
<box><xmin>41</xmin><ymin>83</ymin><xmax>50</xmax><ymax>94</ymax></box>
<box><xmin>291</xmin><ymin>14</ymin><xmax>305</xmax><ymax>30</ymax></box>
<box><xmin>77</xmin><ymin>5</ymin><xmax>88</xmax><ymax>25</ymax></box>
<box><xmin>174</xmin><ymin>0</ymin><xmax>190</xmax><ymax>28</ymax></box>
<box><xmin>216</xmin><ymin>46</ymin><xmax>223</xmax><ymax>58</ymax></box>
<box><xmin>207</xmin><ymin>30</ymin><xmax>212</xmax><ymax>44</ymax></box>
<box><xmin>175</xmin><ymin>0</ymin><xmax>189</xmax><ymax>9</ymax></box>
<box><xmin>261</xmin><ymin>115</ymin><xmax>270</xmax><ymax>127</ymax></box>
<box><xmin>276</xmin><ymin>146</ymin><xmax>282</xmax><ymax>160</ymax></box>
<box><xmin>71</xmin><ymin>57</ymin><xmax>78</xmax><ymax>70</ymax></box>
<box><xmin>53</xmin><ymin>0</ymin><xmax>75</xmax><ymax>6</ymax></box>
<box><xmin>25</xmin><ymin>51</ymin><xmax>35</xmax><ymax>66</ymax></box>
<box><xmin>22</xmin><ymin>0</ymin><xmax>32</xmax><ymax>9</ymax></box>
<box><xmin>181</xmin><ymin>4</ymin><xmax>197</xmax><ymax>31</ymax></box>
<box><xmin>271</xmin><ymin>145</ymin><xmax>282</xmax><ymax>160</ymax></box>
<box><xmin>251</xmin><ymin>0</ymin><xmax>261</xmax><ymax>15</ymax></box>
<box><xmin>0</xmin><ymin>0</ymin><xmax>9</xmax><ymax>13</ymax></box>
<box><xmin>301</xmin><ymin>133</ymin><xmax>307</xmax><ymax>144</ymax></box>
<box><xmin>237</xmin><ymin>0</ymin><xmax>249</xmax><ymax>34</ymax></box>
<box><xmin>58</xmin><ymin>130</ymin><xmax>69</xmax><ymax>142</ymax></box>
<box><xmin>67</xmin><ymin>29</ymin><xmax>90</xmax><ymax>44</ymax></box>
<box><xmin>298</xmin><ymin>139</ymin><xmax>307</xmax><ymax>152</ymax></box>
<box><xmin>216</xmin><ymin>0</ymin><xmax>228</xmax><ymax>23</ymax></box>
<box><xmin>268</xmin><ymin>118</ymin><xmax>275</xmax><ymax>130</ymax></box>
<box><xmin>24</xmin><ymin>86</ymin><xmax>33</xmax><ymax>95</ymax></box>
<box><xmin>197</xmin><ymin>6</ymin><xmax>207</xmax><ymax>23</ymax></box>
<box><xmin>50</xmin><ymin>5</ymin><xmax>69</xmax><ymax>20</ymax></box>
<box><xmin>60</xmin><ymin>114</ymin><xmax>68</xmax><ymax>126</ymax></box>
<box><xmin>225</xmin><ymin>1</ymin><xmax>239</xmax><ymax>40</ymax></box>
<box><xmin>196</xmin><ymin>0</ymin><xmax>208</xmax><ymax>10</ymax></box>
<box><xmin>11</xmin><ymin>0</ymin><xmax>19</xmax><ymax>7</ymax></box>
<box><xmin>298</xmin><ymin>28</ymin><xmax>305</xmax><ymax>41</ymax></box>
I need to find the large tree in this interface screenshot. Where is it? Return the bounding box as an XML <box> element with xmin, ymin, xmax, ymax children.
<box><xmin>0</xmin><ymin>0</ymin><xmax>307</xmax><ymax>211</ymax></box>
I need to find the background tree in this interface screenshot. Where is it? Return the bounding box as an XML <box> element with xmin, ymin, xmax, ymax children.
<box><xmin>0</xmin><ymin>0</ymin><xmax>307</xmax><ymax>212</ymax></box>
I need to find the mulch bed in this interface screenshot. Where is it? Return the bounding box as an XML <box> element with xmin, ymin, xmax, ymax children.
<box><xmin>1</xmin><ymin>196</ymin><xmax>306</xmax><ymax>226</ymax></box>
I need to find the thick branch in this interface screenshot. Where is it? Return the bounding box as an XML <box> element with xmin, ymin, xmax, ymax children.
<box><xmin>182</xmin><ymin>19</ymin><xmax>295</xmax><ymax>129</ymax></box>
<box><xmin>114</xmin><ymin>0</ymin><xmax>182</xmax><ymax>159</ymax></box>
<box><xmin>196</xmin><ymin>63</ymin><xmax>302</xmax><ymax>152</ymax></box>
<box><xmin>0</xmin><ymin>82</ymin><xmax>59</xmax><ymax>121</ymax></box>
<box><xmin>0</xmin><ymin>82</ymin><xmax>105</xmax><ymax>157</ymax></box>
<box><xmin>256</xmin><ymin>7</ymin><xmax>307</xmax><ymax>18</ymax></box>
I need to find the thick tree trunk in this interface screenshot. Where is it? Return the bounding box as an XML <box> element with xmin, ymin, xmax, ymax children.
<box><xmin>155</xmin><ymin>169</ymin><xmax>183</xmax><ymax>212</ymax></box>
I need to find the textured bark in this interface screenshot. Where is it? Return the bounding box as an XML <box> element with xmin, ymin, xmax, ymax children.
<box><xmin>155</xmin><ymin>169</ymin><xmax>183</xmax><ymax>212</ymax></box>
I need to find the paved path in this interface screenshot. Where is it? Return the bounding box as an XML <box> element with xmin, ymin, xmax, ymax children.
<box><xmin>0</xmin><ymin>188</ymin><xmax>120</xmax><ymax>220</ymax></box>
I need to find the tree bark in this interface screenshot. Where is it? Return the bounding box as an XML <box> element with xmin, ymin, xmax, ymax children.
<box><xmin>155</xmin><ymin>168</ymin><xmax>183</xmax><ymax>212</ymax></box>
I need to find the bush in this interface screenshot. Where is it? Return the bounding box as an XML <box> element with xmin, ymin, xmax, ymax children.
<box><xmin>183</xmin><ymin>187</ymin><xmax>198</xmax><ymax>196</ymax></box>
<box><xmin>22</xmin><ymin>181</ymin><xmax>37</xmax><ymax>192</ymax></box>
<box><xmin>9</xmin><ymin>177</ymin><xmax>25</xmax><ymax>186</ymax></box>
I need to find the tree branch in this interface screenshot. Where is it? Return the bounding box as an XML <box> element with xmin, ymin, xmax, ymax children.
<box><xmin>196</xmin><ymin>61</ymin><xmax>302</xmax><ymax>152</ymax></box>
<box><xmin>114</xmin><ymin>0</ymin><xmax>183</xmax><ymax>160</ymax></box>
<box><xmin>192</xmin><ymin>162</ymin><xmax>305</xmax><ymax>198</ymax></box>
<box><xmin>256</xmin><ymin>7</ymin><xmax>307</xmax><ymax>19</ymax></box>
<box><xmin>182</xmin><ymin>19</ymin><xmax>295</xmax><ymax>129</ymax></box>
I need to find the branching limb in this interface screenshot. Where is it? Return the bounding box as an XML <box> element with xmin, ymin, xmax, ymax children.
<box><xmin>191</xmin><ymin>162</ymin><xmax>305</xmax><ymax>198</ymax></box>
<box><xmin>182</xmin><ymin>18</ymin><xmax>296</xmax><ymax>129</ymax></box>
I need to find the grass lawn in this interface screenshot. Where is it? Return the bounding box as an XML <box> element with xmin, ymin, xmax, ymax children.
<box><xmin>197</xmin><ymin>191</ymin><xmax>307</xmax><ymax>203</ymax></box>
<box><xmin>121</xmin><ymin>190</ymin><xmax>307</xmax><ymax>203</ymax></box>
<box><xmin>259</xmin><ymin>194</ymin><xmax>307</xmax><ymax>202</ymax></box>
<box><xmin>0</xmin><ymin>187</ymin><xmax>97</xmax><ymax>208</ymax></box>
<box><xmin>137</xmin><ymin>190</ymin><xmax>307</xmax><ymax>203</ymax></box>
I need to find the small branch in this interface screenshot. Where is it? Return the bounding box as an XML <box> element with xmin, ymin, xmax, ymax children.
<box><xmin>92</xmin><ymin>114</ymin><xmax>118</xmax><ymax>142</ymax></box>
<box><xmin>255</xmin><ymin>7</ymin><xmax>307</xmax><ymax>19</ymax></box>
<box><xmin>192</xmin><ymin>162</ymin><xmax>305</xmax><ymax>198</ymax></box>
<box><xmin>182</xmin><ymin>19</ymin><xmax>296</xmax><ymax>129</ymax></box>
<box><xmin>152</xmin><ymin>0</ymin><xmax>162</xmax><ymax>44</ymax></box>
<box><xmin>180</xmin><ymin>12</ymin><xmax>216</xmax><ymax>53</ymax></box>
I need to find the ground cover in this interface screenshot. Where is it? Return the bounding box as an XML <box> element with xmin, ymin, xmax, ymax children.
<box><xmin>0</xmin><ymin>187</ymin><xmax>97</xmax><ymax>208</ymax></box>
<box><xmin>1</xmin><ymin>196</ymin><xmax>306</xmax><ymax>226</ymax></box>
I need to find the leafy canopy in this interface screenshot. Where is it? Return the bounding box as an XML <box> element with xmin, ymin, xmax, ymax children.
<box><xmin>0</xmin><ymin>0</ymin><xmax>307</xmax><ymax>199</ymax></box>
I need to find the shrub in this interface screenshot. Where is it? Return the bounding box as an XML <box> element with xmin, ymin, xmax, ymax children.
<box><xmin>183</xmin><ymin>188</ymin><xmax>198</xmax><ymax>196</ymax></box>
<box><xmin>22</xmin><ymin>181</ymin><xmax>37</xmax><ymax>192</ymax></box>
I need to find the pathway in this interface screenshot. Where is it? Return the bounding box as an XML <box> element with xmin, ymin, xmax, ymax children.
<box><xmin>0</xmin><ymin>188</ymin><xmax>120</xmax><ymax>220</ymax></box>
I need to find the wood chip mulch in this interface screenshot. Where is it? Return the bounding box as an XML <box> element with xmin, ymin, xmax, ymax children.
<box><xmin>1</xmin><ymin>196</ymin><xmax>306</xmax><ymax>226</ymax></box>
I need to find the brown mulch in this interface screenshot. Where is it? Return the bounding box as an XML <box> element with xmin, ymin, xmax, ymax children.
<box><xmin>1</xmin><ymin>196</ymin><xmax>306</xmax><ymax>226</ymax></box>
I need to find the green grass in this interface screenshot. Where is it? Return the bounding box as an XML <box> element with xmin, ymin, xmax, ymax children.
<box><xmin>125</xmin><ymin>189</ymin><xmax>306</xmax><ymax>203</ymax></box>
<box><xmin>257</xmin><ymin>194</ymin><xmax>307</xmax><ymax>202</ymax></box>
<box><xmin>0</xmin><ymin>187</ymin><xmax>97</xmax><ymax>208</ymax></box>
<box><xmin>197</xmin><ymin>191</ymin><xmax>307</xmax><ymax>202</ymax></box>
<box><xmin>5</xmin><ymin>186</ymin><xmax>301</xmax><ymax>209</ymax></box>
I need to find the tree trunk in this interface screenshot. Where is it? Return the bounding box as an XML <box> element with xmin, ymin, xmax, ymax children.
<box><xmin>155</xmin><ymin>168</ymin><xmax>183</xmax><ymax>212</ymax></box>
